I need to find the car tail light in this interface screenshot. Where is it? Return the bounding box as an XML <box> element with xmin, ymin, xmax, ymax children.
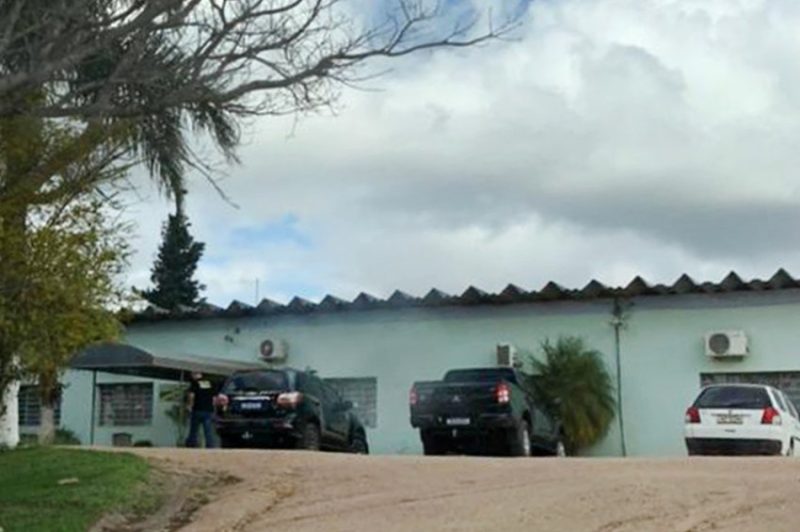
<box><xmin>761</xmin><ymin>407</ymin><xmax>782</xmax><ymax>425</ymax></box>
<box><xmin>277</xmin><ymin>392</ymin><xmax>303</xmax><ymax>408</ymax></box>
<box><xmin>214</xmin><ymin>394</ymin><xmax>230</xmax><ymax>412</ymax></box>
<box><xmin>496</xmin><ymin>382</ymin><xmax>511</xmax><ymax>404</ymax></box>
<box><xmin>409</xmin><ymin>386</ymin><xmax>418</xmax><ymax>406</ymax></box>
<box><xmin>685</xmin><ymin>406</ymin><xmax>700</xmax><ymax>424</ymax></box>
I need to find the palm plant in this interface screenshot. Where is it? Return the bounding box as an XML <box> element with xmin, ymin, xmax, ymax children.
<box><xmin>530</xmin><ymin>336</ymin><xmax>616</xmax><ymax>454</ymax></box>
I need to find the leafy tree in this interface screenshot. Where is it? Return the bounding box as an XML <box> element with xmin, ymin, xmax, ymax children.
<box><xmin>529</xmin><ymin>337</ymin><xmax>616</xmax><ymax>454</ymax></box>
<box><xmin>140</xmin><ymin>202</ymin><xmax>206</xmax><ymax>310</ymax></box>
<box><xmin>19</xmin><ymin>198</ymin><xmax>129</xmax><ymax>443</ymax></box>
<box><xmin>0</xmin><ymin>108</ymin><xmax>129</xmax><ymax>446</ymax></box>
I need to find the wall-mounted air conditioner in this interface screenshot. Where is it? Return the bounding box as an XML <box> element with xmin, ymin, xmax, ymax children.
<box><xmin>705</xmin><ymin>330</ymin><xmax>748</xmax><ymax>358</ymax></box>
<box><xmin>497</xmin><ymin>343</ymin><xmax>520</xmax><ymax>368</ymax></box>
<box><xmin>259</xmin><ymin>338</ymin><xmax>289</xmax><ymax>362</ymax></box>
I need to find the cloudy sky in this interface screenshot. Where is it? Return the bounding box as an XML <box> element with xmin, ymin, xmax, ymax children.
<box><xmin>124</xmin><ymin>0</ymin><xmax>800</xmax><ymax>307</ymax></box>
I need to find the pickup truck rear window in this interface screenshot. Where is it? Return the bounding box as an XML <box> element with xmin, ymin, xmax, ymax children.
<box><xmin>444</xmin><ymin>368</ymin><xmax>517</xmax><ymax>384</ymax></box>
<box><xmin>223</xmin><ymin>371</ymin><xmax>290</xmax><ymax>394</ymax></box>
<box><xmin>694</xmin><ymin>386</ymin><xmax>771</xmax><ymax>409</ymax></box>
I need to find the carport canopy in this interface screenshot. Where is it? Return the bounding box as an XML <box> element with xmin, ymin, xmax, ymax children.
<box><xmin>71</xmin><ymin>342</ymin><xmax>266</xmax><ymax>381</ymax></box>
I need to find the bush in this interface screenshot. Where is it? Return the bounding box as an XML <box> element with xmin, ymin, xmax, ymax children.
<box><xmin>53</xmin><ymin>428</ymin><xmax>81</xmax><ymax>445</ymax></box>
<box><xmin>530</xmin><ymin>336</ymin><xmax>616</xmax><ymax>454</ymax></box>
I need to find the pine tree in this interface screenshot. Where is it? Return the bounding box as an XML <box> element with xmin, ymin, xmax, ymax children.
<box><xmin>141</xmin><ymin>195</ymin><xmax>206</xmax><ymax>310</ymax></box>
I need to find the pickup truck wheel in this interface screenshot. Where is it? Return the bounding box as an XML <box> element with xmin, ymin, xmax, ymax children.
<box><xmin>509</xmin><ymin>420</ymin><xmax>532</xmax><ymax>457</ymax></box>
<box><xmin>297</xmin><ymin>422</ymin><xmax>321</xmax><ymax>451</ymax></box>
<box><xmin>349</xmin><ymin>435</ymin><xmax>369</xmax><ymax>454</ymax></box>
<box><xmin>422</xmin><ymin>432</ymin><xmax>445</xmax><ymax>455</ymax></box>
<box><xmin>423</xmin><ymin>441</ymin><xmax>444</xmax><ymax>455</ymax></box>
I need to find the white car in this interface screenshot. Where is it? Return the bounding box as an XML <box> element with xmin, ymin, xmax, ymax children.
<box><xmin>684</xmin><ymin>383</ymin><xmax>800</xmax><ymax>456</ymax></box>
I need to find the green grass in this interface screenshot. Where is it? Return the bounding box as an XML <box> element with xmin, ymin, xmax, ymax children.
<box><xmin>0</xmin><ymin>447</ymin><xmax>160</xmax><ymax>532</ymax></box>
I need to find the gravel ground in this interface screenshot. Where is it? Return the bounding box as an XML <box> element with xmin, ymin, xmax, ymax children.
<box><xmin>128</xmin><ymin>448</ymin><xmax>800</xmax><ymax>532</ymax></box>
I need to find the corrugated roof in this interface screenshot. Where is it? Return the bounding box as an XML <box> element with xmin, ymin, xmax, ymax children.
<box><xmin>129</xmin><ymin>269</ymin><xmax>800</xmax><ymax>322</ymax></box>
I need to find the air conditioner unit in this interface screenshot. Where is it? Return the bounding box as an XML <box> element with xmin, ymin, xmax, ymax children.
<box><xmin>705</xmin><ymin>331</ymin><xmax>748</xmax><ymax>358</ymax></box>
<box><xmin>259</xmin><ymin>338</ymin><xmax>289</xmax><ymax>362</ymax></box>
<box><xmin>497</xmin><ymin>343</ymin><xmax>520</xmax><ymax>368</ymax></box>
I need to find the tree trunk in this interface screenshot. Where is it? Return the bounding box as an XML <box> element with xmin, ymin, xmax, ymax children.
<box><xmin>0</xmin><ymin>378</ymin><xmax>20</xmax><ymax>449</ymax></box>
<box><xmin>39</xmin><ymin>403</ymin><xmax>55</xmax><ymax>444</ymax></box>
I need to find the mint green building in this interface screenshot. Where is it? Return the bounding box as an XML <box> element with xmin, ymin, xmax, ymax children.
<box><xmin>19</xmin><ymin>269</ymin><xmax>800</xmax><ymax>455</ymax></box>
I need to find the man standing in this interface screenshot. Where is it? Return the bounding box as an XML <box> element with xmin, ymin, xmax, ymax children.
<box><xmin>185</xmin><ymin>371</ymin><xmax>216</xmax><ymax>448</ymax></box>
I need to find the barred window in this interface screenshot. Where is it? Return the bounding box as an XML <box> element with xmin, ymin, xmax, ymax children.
<box><xmin>98</xmin><ymin>383</ymin><xmax>153</xmax><ymax>426</ymax></box>
<box><xmin>18</xmin><ymin>385</ymin><xmax>62</xmax><ymax>427</ymax></box>
<box><xmin>325</xmin><ymin>377</ymin><xmax>377</xmax><ymax>428</ymax></box>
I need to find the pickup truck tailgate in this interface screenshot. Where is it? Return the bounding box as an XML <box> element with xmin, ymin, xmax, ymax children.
<box><xmin>411</xmin><ymin>381</ymin><xmax>508</xmax><ymax>426</ymax></box>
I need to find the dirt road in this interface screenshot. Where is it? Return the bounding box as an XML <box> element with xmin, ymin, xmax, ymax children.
<box><xmin>130</xmin><ymin>449</ymin><xmax>800</xmax><ymax>532</ymax></box>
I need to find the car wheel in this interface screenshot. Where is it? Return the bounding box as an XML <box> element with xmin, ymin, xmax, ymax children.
<box><xmin>219</xmin><ymin>436</ymin><xmax>236</xmax><ymax>449</ymax></box>
<box><xmin>509</xmin><ymin>420</ymin><xmax>532</xmax><ymax>457</ymax></box>
<box><xmin>350</xmin><ymin>435</ymin><xmax>369</xmax><ymax>454</ymax></box>
<box><xmin>297</xmin><ymin>422</ymin><xmax>321</xmax><ymax>451</ymax></box>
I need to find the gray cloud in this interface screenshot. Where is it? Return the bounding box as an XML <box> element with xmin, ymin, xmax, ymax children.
<box><xmin>123</xmin><ymin>0</ymin><xmax>800</xmax><ymax>305</ymax></box>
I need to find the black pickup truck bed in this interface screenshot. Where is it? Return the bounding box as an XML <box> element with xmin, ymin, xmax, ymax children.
<box><xmin>410</xmin><ymin>367</ymin><xmax>563</xmax><ymax>456</ymax></box>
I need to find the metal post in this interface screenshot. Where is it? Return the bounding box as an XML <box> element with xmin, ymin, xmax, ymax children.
<box><xmin>179</xmin><ymin>370</ymin><xmax>185</xmax><ymax>446</ymax></box>
<box><xmin>612</xmin><ymin>298</ymin><xmax>628</xmax><ymax>457</ymax></box>
<box><xmin>90</xmin><ymin>370</ymin><xmax>97</xmax><ymax>446</ymax></box>
<box><xmin>613</xmin><ymin>322</ymin><xmax>627</xmax><ymax>457</ymax></box>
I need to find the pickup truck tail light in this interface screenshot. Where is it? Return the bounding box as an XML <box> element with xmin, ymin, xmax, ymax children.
<box><xmin>496</xmin><ymin>382</ymin><xmax>511</xmax><ymax>404</ymax></box>
<box><xmin>409</xmin><ymin>386</ymin><xmax>418</xmax><ymax>406</ymax></box>
<box><xmin>761</xmin><ymin>406</ymin><xmax>782</xmax><ymax>425</ymax></box>
<box><xmin>277</xmin><ymin>392</ymin><xmax>304</xmax><ymax>408</ymax></box>
<box><xmin>684</xmin><ymin>406</ymin><xmax>700</xmax><ymax>424</ymax></box>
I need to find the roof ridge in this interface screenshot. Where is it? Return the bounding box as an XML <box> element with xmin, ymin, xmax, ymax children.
<box><xmin>129</xmin><ymin>269</ymin><xmax>800</xmax><ymax>322</ymax></box>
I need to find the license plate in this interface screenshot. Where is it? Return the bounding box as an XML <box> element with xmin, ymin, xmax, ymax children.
<box><xmin>717</xmin><ymin>415</ymin><xmax>743</xmax><ymax>425</ymax></box>
<box><xmin>239</xmin><ymin>402</ymin><xmax>263</xmax><ymax>410</ymax></box>
<box><xmin>446</xmin><ymin>417</ymin><xmax>470</xmax><ymax>426</ymax></box>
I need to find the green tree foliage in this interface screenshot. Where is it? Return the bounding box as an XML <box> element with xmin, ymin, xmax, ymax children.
<box><xmin>530</xmin><ymin>337</ymin><xmax>616</xmax><ymax>453</ymax></box>
<box><xmin>140</xmin><ymin>209</ymin><xmax>206</xmax><ymax>310</ymax></box>
<box><xmin>0</xmin><ymin>109</ymin><xmax>129</xmax><ymax>440</ymax></box>
<box><xmin>19</xmin><ymin>198</ymin><xmax>129</xmax><ymax>442</ymax></box>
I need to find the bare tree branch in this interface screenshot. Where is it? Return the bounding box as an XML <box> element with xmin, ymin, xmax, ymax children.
<box><xmin>0</xmin><ymin>0</ymin><xmax>517</xmax><ymax>120</ymax></box>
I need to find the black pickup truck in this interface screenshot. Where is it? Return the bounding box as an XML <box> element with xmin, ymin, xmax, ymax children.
<box><xmin>409</xmin><ymin>367</ymin><xmax>564</xmax><ymax>457</ymax></box>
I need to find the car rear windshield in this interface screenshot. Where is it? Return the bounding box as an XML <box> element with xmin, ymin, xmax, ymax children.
<box><xmin>694</xmin><ymin>386</ymin><xmax>771</xmax><ymax>409</ymax></box>
<box><xmin>444</xmin><ymin>368</ymin><xmax>517</xmax><ymax>384</ymax></box>
<box><xmin>223</xmin><ymin>371</ymin><xmax>290</xmax><ymax>394</ymax></box>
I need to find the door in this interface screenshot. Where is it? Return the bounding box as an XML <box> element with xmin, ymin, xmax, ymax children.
<box><xmin>776</xmin><ymin>390</ymin><xmax>800</xmax><ymax>448</ymax></box>
<box><xmin>298</xmin><ymin>373</ymin><xmax>325</xmax><ymax>428</ymax></box>
<box><xmin>531</xmin><ymin>403</ymin><xmax>557</xmax><ymax>449</ymax></box>
<box><xmin>320</xmin><ymin>382</ymin><xmax>350</xmax><ymax>445</ymax></box>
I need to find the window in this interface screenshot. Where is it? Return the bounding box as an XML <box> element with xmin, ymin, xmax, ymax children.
<box><xmin>324</xmin><ymin>377</ymin><xmax>377</xmax><ymax>428</ymax></box>
<box><xmin>444</xmin><ymin>368</ymin><xmax>518</xmax><ymax>384</ymax></box>
<box><xmin>98</xmin><ymin>383</ymin><xmax>153</xmax><ymax>426</ymax></box>
<box><xmin>787</xmin><ymin>397</ymin><xmax>800</xmax><ymax>420</ymax></box>
<box><xmin>18</xmin><ymin>385</ymin><xmax>61</xmax><ymax>427</ymax></box>
<box><xmin>694</xmin><ymin>386</ymin><xmax>770</xmax><ymax>409</ymax></box>
<box><xmin>223</xmin><ymin>371</ymin><xmax>291</xmax><ymax>394</ymax></box>
<box><xmin>299</xmin><ymin>374</ymin><xmax>323</xmax><ymax>399</ymax></box>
